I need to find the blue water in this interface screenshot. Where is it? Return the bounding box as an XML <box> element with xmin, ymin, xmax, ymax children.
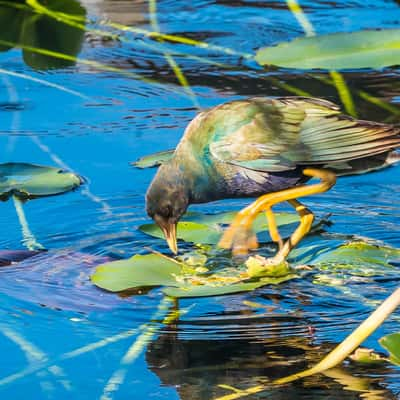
<box><xmin>0</xmin><ymin>0</ymin><xmax>399</xmax><ymax>398</ymax></box>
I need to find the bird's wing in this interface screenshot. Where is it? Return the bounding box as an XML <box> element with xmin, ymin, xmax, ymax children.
<box><xmin>295</xmin><ymin>103</ymin><xmax>400</xmax><ymax>164</ymax></box>
<box><xmin>208</xmin><ymin>97</ymin><xmax>400</xmax><ymax>172</ymax></box>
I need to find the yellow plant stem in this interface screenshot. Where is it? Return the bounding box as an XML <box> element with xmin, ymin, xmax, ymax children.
<box><xmin>0</xmin><ymin>39</ymin><xmax>185</xmax><ymax>96</ymax></box>
<box><xmin>148</xmin><ymin>0</ymin><xmax>201</xmax><ymax>110</ymax></box>
<box><xmin>285</xmin><ymin>0</ymin><xmax>357</xmax><ymax>117</ymax></box>
<box><xmin>24</xmin><ymin>0</ymin><xmax>238</xmax><ymax>71</ymax></box>
<box><xmin>275</xmin><ymin>286</ymin><xmax>400</xmax><ymax>384</ymax></box>
<box><xmin>315</xmin><ymin>75</ymin><xmax>400</xmax><ymax>116</ymax></box>
<box><xmin>286</xmin><ymin>0</ymin><xmax>315</xmax><ymax>36</ymax></box>
<box><xmin>214</xmin><ymin>286</ymin><xmax>400</xmax><ymax>399</ymax></box>
<box><xmin>329</xmin><ymin>71</ymin><xmax>358</xmax><ymax>117</ymax></box>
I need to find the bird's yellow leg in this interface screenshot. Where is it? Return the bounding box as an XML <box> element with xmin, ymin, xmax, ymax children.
<box><xmin>265</xmin><ymin>207</ymin><xmax>283</xmax><ymax>250</ymax></box>
<box><xmin>272</xmin><ymin>199</ymin><xmax>314</xmax><ymax>263</ymax></box>
<box><xmin>219</xmin><ymin>168</ymin><xmax>336</xmax><ymax>257</ymax></box>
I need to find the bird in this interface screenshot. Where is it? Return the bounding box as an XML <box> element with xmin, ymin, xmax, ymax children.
<box><xmin>145</xmin><ymin>97</ymin><xmax>400</xmax><ymax>264</ymax></box>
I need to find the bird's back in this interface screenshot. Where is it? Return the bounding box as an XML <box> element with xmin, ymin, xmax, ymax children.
<box><xmin>172</xmin><ymin>97</ymin><xmax>400</xmax><ymax>200</ymax></box>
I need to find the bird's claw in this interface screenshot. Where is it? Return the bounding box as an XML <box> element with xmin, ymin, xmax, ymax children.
<box><xmin>219</xmin><ymin>224</ymin><xmax>258</xmax><ymax>256</ymax></box>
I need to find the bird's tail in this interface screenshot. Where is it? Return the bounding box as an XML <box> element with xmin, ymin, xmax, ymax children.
<box><xmin>327</xmin><ymin>150</ymin><xmax>400</xmax><ymax>177</ymax></box>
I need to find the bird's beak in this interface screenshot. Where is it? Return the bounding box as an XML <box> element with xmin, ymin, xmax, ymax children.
<box><xmin>159</xmin><ymin>221</ymin><xmax>178</xmax><ymax>254</ymax></box>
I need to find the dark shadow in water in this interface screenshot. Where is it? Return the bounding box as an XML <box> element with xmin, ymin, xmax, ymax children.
<box><xmin>0</xmin><ymin>0</ymin><xmax>85</xmax><ymax>69</ymax></box>
<box><xmin>147</xmin><ymin>325</ymin><xmax>397</xmax><ymax>400</ymax></box>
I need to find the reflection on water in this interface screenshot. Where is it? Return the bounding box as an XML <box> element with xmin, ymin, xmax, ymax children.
<box><xmin>148</xmin><ymin>331</ymin><xmax>395</xmax><ymax>399</ymax></box>
<box><xmin>0</xmin><ymin>0</ymin><xmax>85</xmax><ymax>69</ymax></box>
<box><xmin>0</xmin><ymin>0</ymin><xmax>399</xmax><ymax>398</ymax></box>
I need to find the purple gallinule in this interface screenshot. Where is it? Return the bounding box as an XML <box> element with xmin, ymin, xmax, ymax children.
<box><xmin>146</xmin><ymin>97</ymin><xmax>400</xmax><ymax>263</ymax></box>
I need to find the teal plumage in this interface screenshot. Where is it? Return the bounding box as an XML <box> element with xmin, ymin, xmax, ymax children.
<box><xmin>145</xmin><ymin>96</ymin><xmax>400</xmax><ymax>253</ymax></box>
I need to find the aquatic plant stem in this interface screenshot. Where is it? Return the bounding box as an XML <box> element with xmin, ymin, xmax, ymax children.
<box><xmin>148</xmin><ymin>0</ymin><xmax>201</xmax><ymax>110</ymax></box>
<box><xmin>285</xmin><ymin>0</ymin><xmax>357</xmax><ymax>117</ymax></box>
<box><xmin>12</xmin><ymin>196</ymin><xmax>44</xmax><ymax>251</ymax></box>
<box><xmin>275</xmin><ymin>286</ymin><xmax>400</xmax><ymax>384</ymax></box>
<box><xmin>214</xmin><ymin>286</ymin><xmax>400</xmax><ymax>399</ymax></box>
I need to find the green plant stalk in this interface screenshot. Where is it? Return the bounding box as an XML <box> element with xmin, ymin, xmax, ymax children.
<box><xmin>20</xmin><ymin>0</ymin><xmax>399</xmax><ymax>118</ymax></box>
<box><xmin>275</xmin><ymin>286</ymin><xmax>400</xmax><ymax>384</ymax></box>
<box><xmin>19</xmin><ymin>0</ymin><xmax>398</xmax><ymax>118</ymax></box>
<box><xmin>12</xmin><ymin>196</ymin><xmax>44</xmax><ymax>251</ymax></box>
<box><xmin>0</xmin><ymin>39</ymin><xmax>185</xmax><ymax>96</ymax></box>
<box><xmin>148</xmin><ymin>0</ymin><xmax>201</xmax><ymax>110</ymax></box>
<box><xmin>25</xmin><ymin>0</ymin><xmax>252</xmax><ymax>59</ymax></box>
<box><xmin>285</xmin><ymin>0</ymin><xmax>357</xmax><ymax>117</ymax></box>
<box><xmin>214</xmin><ymin>286</ymin><xmax>400</xmax><ymax>400</ymax></box>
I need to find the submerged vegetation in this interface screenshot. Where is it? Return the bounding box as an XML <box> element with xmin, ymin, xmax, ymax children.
<box><xmin>0</xmin><ymin>0</ymin><xmax>399</xmax><ymax>398</ymax></box>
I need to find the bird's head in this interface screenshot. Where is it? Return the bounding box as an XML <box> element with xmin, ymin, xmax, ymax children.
<box><xmin>146</xmin><ymin>161</ymin><xmax>190</xmax><ymax>254</ymax></box>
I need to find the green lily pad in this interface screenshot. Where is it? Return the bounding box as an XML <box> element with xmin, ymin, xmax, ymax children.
<box><xmin>349</xmin><ymin>348</ymin><xmax>386</xmax><ymax>365</ymax></box>
<box><xmin>0</xmin><ymin>162</ymin><xmax>83</xmax><ymax>200</ymax></box>
<box><xmin>255</xmin><ymin>29</ymin><xmax>400</xmax><ymax>70</ymax></box>
<box><xmin>91</xmin><ymin>238</ymin><xmax>400</xmax><ymax>298</ymax></box>
<box><xmin>91</xmin><ymin>252</ymin><xmax>298</xmax><ymax>298</ymax></box>
<box><xmin>92</xmin><ymin>254</ymin><xmax>183</xmax><ymax>292</ymax></box>
<box><xmin>140</xmin><ymin>221</ymin><xmax>223</xmax><ymax>245</ymax></box>
<box><xmin>133</xmin><ymin>149</ymin><xmax>174</xmax><ymax>169</ymax></box>
<box><xmin>379</xmin><ymin>333</ymin><xmax>400</xmax><ymax>366</ymax></box>
<box><xmin>139</xmin><ymin>211</ymin><xmax>302</xmax><ymax>245</ymax></box>
<box><xmin>163</xmin><ymin>274</ymin><xmax>296</xmax><ymax>298</ymax></box>
<box><xmin>312</xmin><ymin>242</ymin><xmax>400</xmax><ymax>275</ymax></box>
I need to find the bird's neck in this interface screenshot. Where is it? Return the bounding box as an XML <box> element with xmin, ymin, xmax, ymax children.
<box><xmin>173</xmin><ymin>142</ymin><xmax>220</xmax><ymax>204</ymax></box>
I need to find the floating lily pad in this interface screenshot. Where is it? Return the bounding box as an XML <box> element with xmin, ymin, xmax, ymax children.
<box><xmin>379</xmin><ymin>333</ymin><xmax>400</xmax><ymax>366</ymax></box>
<box><xmin>349</xmin><ymin>348</ymin><xmax>386</xmax><ymax>365</ymax></box>
<box><xmin>92</xmin><ymin>254</ymin><xmax>184</xmax><ymax>293</ymax></box>
<box><xmin>0</xmin><ymin>162</ymin><xmax>83</xmax><ymax>200</ymax></box>
<box><xmin>312</xmin><ymin>242</ymin><xmax>400</xmax><ymax>276</ymax></box>
<box><xmin>91</xmin><ymin>252</ymin><xmax>298</xmax><ymax>298</ymax></box>
<box><xmin>133</xmin><ymin>149</ymin><xmax>174</xmax><ymax>169</ymax></box>
<box><xmin>255</xmin><ymin>29</ymin><xmax>400</xmax><ymax>70</ymax></box>
<box><xmin>91</xmin><ymin>239</ymin><xmax>400</xmax><ymax>299</ymax></box>
<box><xmin>139</xmin><ymin>211</ymin><xmax>302</xmax><ymax>245</ymax></box>
<box><xmin>163</xmin><ymin>274</ymin><xmax>295</xmax><ymax>298</ymax></box>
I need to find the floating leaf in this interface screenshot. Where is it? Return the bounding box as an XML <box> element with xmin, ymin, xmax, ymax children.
<box><xmin>0</xmin><ymin>162</ymin><xmax>83</xmax><ymax>200</ymax></box>
<box><xmin>139</xmin><ymin>211</ymin><xmax>302</xmax><ymax>245</ymax></box>
<box><xmin>91</xmin><ymin>254</ymin><xmax>182</xmax><ymax>292</ymax></box>
<box><xmin>91</xmin><ymin>239</ymin><xmax>400</xmax><ymax>298</ymax></box>
<box><xmin>133</xmin><ymin>149</ymin><xmax>174</xmax><ymax>169</ymax></box>
<box><xmin>255</xmin><ymin>29</ymin><xmax>400</xmax><ymax>70</ymax></box>
<box><xmin>91</xmin><ymin>252</ymin><xmax>298</xmax><ymax>298</ymax></box>
<box><xmin>140</xmin><ymin>221</ymin><xmax>222</xmax><ymax>245</ymax></box>
<box><xmin>312</xmin><ymin>242</ymin><xmax>400</xmax><ymax>273</ymax></box>
<box><xmin>379</xmin><ymin>333</ymin><xmax>400</xmax><ymax>366</ymax></box>
<box><xmin>349</xmin><ymin>348</ymin><xmax>386</xmax><ymax>365</ymax></box>
<box><xmin>163</xmin><ymin>274</ymin><xmax>295</xmax><ymax>298</ymax></box>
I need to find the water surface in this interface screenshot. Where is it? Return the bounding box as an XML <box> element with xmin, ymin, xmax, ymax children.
<box><xmin>0</xmin><ymin>0</ymin><xmax>399</xmax><ymax>398</ymax></box>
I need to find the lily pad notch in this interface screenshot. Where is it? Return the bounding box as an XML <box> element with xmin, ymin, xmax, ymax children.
<box><xmin>0</xmin><ymin>162</ymin><xmax>83</xmax><ymax>250</ymax></box>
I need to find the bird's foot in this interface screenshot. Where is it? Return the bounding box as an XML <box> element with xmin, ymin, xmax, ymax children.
<box><xmin>219</xmin><ymin>223</ymin><xmax>258</xmax><ymax>256</ymax></box>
